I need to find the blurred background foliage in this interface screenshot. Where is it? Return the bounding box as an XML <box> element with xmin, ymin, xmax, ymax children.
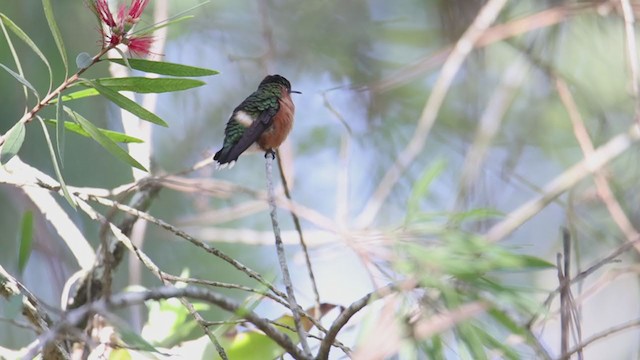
<box><xmin>2</xmin><ymin>0</ymin><xmax>640</xmax><ymax>359</ymax></box>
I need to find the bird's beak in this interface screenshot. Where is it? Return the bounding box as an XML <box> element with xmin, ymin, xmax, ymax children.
<box><xmin>290</xmin><ymin>90</ymin><xmax>302</xmax><ymax>94</ymax></box>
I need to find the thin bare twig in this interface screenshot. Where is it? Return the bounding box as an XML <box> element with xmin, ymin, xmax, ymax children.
<box><xmin>25</xmin><ymin>286</ymin><xmax>309</xmax><ymax>360</ymax></box>
<box><xmin>276</xmin><ymin>150</ymin><xmax>322</xmax><ymax>322</ymax></box>
<box><xmin>565</xmin><ymin>317</ymin><xmax>640</xmax><ymax>357</ymax></box>
<box><xmin>316</xmin><ymin>280</ymin><xmax>416</xmax><ymax>360</ymax></box>
<box><xmin>556</xmin><ymin>78</ymin><xmax>640</xmax><ymax>249</ymax></box>
<box><xmin>266</xmin><ymin>154</ymin><xmax>311</xmax><ymax>357</ymax></box>
<box><xmin>80</xmin><ymin>193</ymin><xmax>289</xmax><ymax>302</ymax></box>
<box><xmin>528</xmin><ymin>235</ymin><xmax>640</xmax><ymax>328</ymax></box>
<box><xmin>558</xmin><ymin>231</ymin><xmax>570</xmax><ymax>359</ymax></box>
<box><xmin>620</xmin><ymin>0</ymin><xmax>640</xmax><ymax>114</ymax></box>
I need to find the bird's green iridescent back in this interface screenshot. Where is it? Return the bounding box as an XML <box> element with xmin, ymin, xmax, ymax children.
<box><xmin>220</xmin><ymin>83</ymin><xmax>283</xmax><ymax>150</ymax></box>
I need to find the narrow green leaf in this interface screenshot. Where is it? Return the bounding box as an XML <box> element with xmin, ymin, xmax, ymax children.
<box><xmin>0</xmin><ymin>63</ymin><xmax>39</xmax><ymax>98</ymax></box>
<box><xmin>130</xmin><ymin>1</ymin><xmax>208</xmax><ymax>37</ymax></box>
<box><xmin>42</xmin><ymin>0</ymin><xmax>68</xmax><ymax>76</ymax></box>
<box><xmin>0</xmin><ymin>14</ymin><xmax>28</xmax><ymax>102</ymax></box>
<box><xmin>37</xmin><ymin>117</ymin><xmax>76</xmax><ymax>208</ymax></box>
<box><xmin>88</xmin><ymin>81</ymin><xmax>168</xmax><ymax>127</ymax></box>
<box><xmin>44</xmin><ymin>119</ymin><xmax>144</xmax><ymax>144</ymax></box>
<box><xmin>406</xmin><ymin>159</ymin><xmax>446</xmax><ymax>222</ymax></box>
<box><xmin>55</xmin><ymin>92</ymin><xmax>65</xmax><ymax>167</ymax></box>
<box><xmin>64</xmin><ymin>107</ymin><xmax>147</xmax><ymax>171</ymax></box>
<box><xmin>17</xmin><ymin>210</ymin><xmax>33</xmax><ymax>273</ymax></box>
<box><xmin>108</xmin><ymin>58</ymin><xmax>219</xmax><ymax>77</ymax></box>
<box><xmin>470</xmin><ymin>324</ymin><xmax>520</xmax><ymax>360</ymax></box>
<box><xmin>93</xmin><ymin>77</ymin><xmax>206</xmax><ymax>93</ymax></box>
<box><xmin>0</xmin><ymin>13</ymin><xmax>52</xmax><ymax>92</ymax></box>
<box><xmin>50</xmin><ymin>88</ymin><xmax>100</xmax><ymax>103</ymax></box>
<box><xmin>515</xmin><ymin>255</ymin><xmax>555</xmax><ymax>269</ymax></box>
<box><xmin>119</xmin><ymin>328</ymin><xmax>158</xmax><ymax>353</ymax></box>
<box><xmin>133</xmin><ymin>15</ymin><xmax>194</xmax><ymax>36</ymax></box>
<box><xmin>0</xmin><ymin>121</ymin><xmax>26</xmax><ymax>165</ymax></box>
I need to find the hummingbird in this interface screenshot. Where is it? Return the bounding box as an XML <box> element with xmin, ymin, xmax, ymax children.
<box><xmin>213</xmin><ymin>75</ymin><xmax>301</xmax><ymax>169</ymax></box>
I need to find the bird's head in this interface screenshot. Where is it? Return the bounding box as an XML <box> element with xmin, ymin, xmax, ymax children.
<box><xmin>259</xmin><ymin>74</ymin><xmax>301</xmax><ymax>94</ymax></box>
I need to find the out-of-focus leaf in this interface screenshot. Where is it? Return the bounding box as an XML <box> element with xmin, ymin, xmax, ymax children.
<box><xmin>406</xmin><ymin>160</ymin><xmax>446</xmax><ymax>222</ymax></box>
<box><xmin>422</xmin><ymin>334</ymin><xmax>445</xmax><ymax>359</ymax></box>
<box><xmin>108</xmin><ymin>58</ymin><xmax>218</xmax><ymax>77</ymax></box>
<box><xmin>76</xmin><ymin>52</ymin><xmax>93</xmax><ymax>69</ymax></box>
<box><xmin>87</xmin><ymin>81</ymin><xmax>168</xmax><ymax>127</ymax></box>
<box><xmin>108</xmin><ymin>349</ymin><xmax>132</xmax><ymax>360</ymax></box>
<box><xmin>17</xmin><ymin>210</ymin><xmax>33</xmax><ymax>273</ymax></box>
<box><xmin>471</xmin><ymin>324</ymin><xmax>520</xmax><ymax>360</ymax></box>
<box><xmin>513</xmin><ymin>255</ymin><xmax>555</xmax><ymax>269</ymax></box>
<box><xmin>448</xmin><ymin>208</ymin><xmax>503</xmax><ymax>225</ymax></box>
<box><xmin>0</xmin><ymin>13</ymin><xmax>52</xmax><ymax>92</ymax></box>
<box><xmin>205</xmin><ymin>303</ymin><xmax>336</xmax><ymax>360</ymax></box>
<box><xmin>142</xmin><ymin>296</ymin><xmax>209</xmax><ymax>347</ymax></box>
<box><xmin>64</xmin><ymin>107</ymin><xmax>147</xmax><ymax>171</ymax></box>
<box><xmin>0</xmin><ymin>121</ymin><xmax>25</xmax><ymax>165</ymax></box>
<box><xmin>36</xmin><ymin>117</ymin><xmax>76</xmax><ymax>208</ymax></box>
<box><xmin>42</xmin><ymin>0</ymin><xmax>67</xmax><ymax>75</ymax></box>
<box><xmin>44</xmin><ymin>119</ymin><xmax>144</xmax><ymax>144</ymax></box>
<box><xmin>92</xmin><ymin>77</ymin><xmax>205</xmax><ymax>93</ymax></box>
<box><xmin>119</xmin><ymin>327</ymin><xmax>159</xmax><ymax>353</ymax></box>
<box><xmin>0</xmin><ymin>63</ymin><xmax>39</xmax><ymax>98</ymax></box>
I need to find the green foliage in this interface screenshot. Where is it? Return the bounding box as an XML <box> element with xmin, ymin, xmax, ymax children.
<box><xmin>142</xmin><ymin>296</ymin><xmax>209</xmax><ymax>347</ymax></box>
<box><xmin>108</xmin><ymin>58</ymin><xmax>219</xmax><ymax>77</ymax></box>
<box><xmin>37</xmin><ymin>116</ymin><xmax>76</xmax><ymax>208</ymax></box>
<box><xmin>395</xmin><ymin>162</ymin><xmax>554</xmax><ymax>358</ymax></box>
<box><xmin>17</xmin><ymin>211</ymin><xmax>33</xmax><ymax>273</ymax></box>
<box><xmin>0</xmin><ymin>121</ymin><xmax>25</xmax><ymax>165</ymax></box>
<box><xmin>42</xmin><ymin>0</ymin><xmax>67</xmax><ymax>76</ymax></box>
<box><xmin>86</xmin><ymin>81</ymin><xmax>168</xmax><ymax>127</ymax></box>
<box><xmin>92</xmin><ymin>77</ymin><xmax>206</xmax><ymax>93</ymax></box>
<box><xmin>0</xmin><ymin>63</ymin><xmax>39</xmax><ymax>98</ymax></box>
<box><xmin>64</xmin><ymin>107</ymin><xmax>147</xmax><ymax>171</ymax></box>
<box><xmin>44</xmin><ymin>119</ymin><xmax>144</xmax><ymax>144</ymax></box>
<box><xmin>0</xmin><ymin>12</ymin><xmax>52</xmax><ymax>92</ymax></box>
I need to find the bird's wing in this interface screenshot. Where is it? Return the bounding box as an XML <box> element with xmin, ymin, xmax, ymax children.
<box><xmin>217</xmin><ymin>108</ymin><xmax>277</xmax><ymax>164</ymax></box>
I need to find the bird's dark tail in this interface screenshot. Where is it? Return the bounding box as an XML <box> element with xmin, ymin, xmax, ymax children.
<box><xmin>213</xmin><ymin>148</ymin><xmax>237</xmax><ymax>169</ymax></box>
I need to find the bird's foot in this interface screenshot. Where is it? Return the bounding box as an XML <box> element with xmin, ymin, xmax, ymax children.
<box><xmin>264</xmin><ymin>149</ymin><xmax>276</xmax><ymax>160</ymax></box>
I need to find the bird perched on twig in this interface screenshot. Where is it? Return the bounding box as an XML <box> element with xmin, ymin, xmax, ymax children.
<box><xmin>214</xmin><ymin>75</ymin><xmax>301</xmax><ymax>169</ymax></box>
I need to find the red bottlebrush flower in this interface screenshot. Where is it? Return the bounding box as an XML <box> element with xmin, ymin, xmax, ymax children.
<box><xmin>90</xmin><ymin>0</ymin><xmax>154</xmax><ymax>56</ymax></box>
<box><xmin>128</xmin><ymin>0</ymin><xmax>150</xmax><ymax>20</ymax></box>
<box><xmin>125</xmin><ymin>36</ymin><xmax>154</xmax><ymax>56</ymax></box>
<box><xmin>95</xmin><ymin>0</ymin><xmax>116</xmax><ymax>27</ymax></box>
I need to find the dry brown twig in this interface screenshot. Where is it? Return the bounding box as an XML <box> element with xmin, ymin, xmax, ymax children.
<box><xmin>556</xmin><ymin>78</ymin><xmax>640</xmax><ymax>250</ymax></box>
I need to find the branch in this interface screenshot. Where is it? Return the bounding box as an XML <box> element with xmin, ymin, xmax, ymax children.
<box><xmin>0</xmin><ymin>265</ymin><xmax>68</xmax><ymax>359</ymax></box>
<box><xmin>276</xmin><ymin>150</ymin><xmax>322</xmax><ymax>321</ymax></box>
<box><xmin>565</xmin><ymin>317</ymin><xmax>640</xmax><ymax>357</ymax></box>
<box><xmin>265</xmin><ymin>153</ymin><xmax>311</xmax><ymax>357</ymax></box>
<box><xmin>485</xmin><ymin>123</ymin><xmax>640</xmax><ymax>242</ymax></box>
<box><xmin>26</xmin><ymin>286</ymin><xmax>309</xmax><ymax>360</ymax></box>
<box><xmin>66</xmin><ymin>183</ymin><xmax>161</xmax><ymax>310</ymax></box>
<box><xmin>316</xmin><ymin>281</ymin><xmax>416</xmax><ymax>360</ymax></box>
